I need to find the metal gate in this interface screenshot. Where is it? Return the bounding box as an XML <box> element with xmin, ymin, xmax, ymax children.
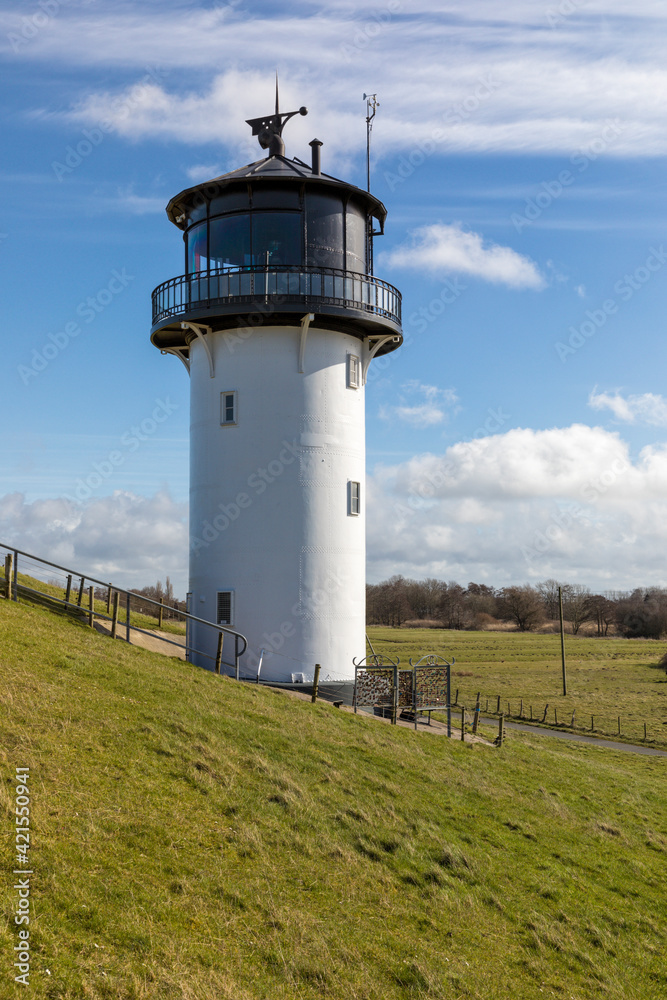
<box><xmin>353</xmin><ymin>653</ymin><xmax>455</xmax><ymax>733</ymax></box>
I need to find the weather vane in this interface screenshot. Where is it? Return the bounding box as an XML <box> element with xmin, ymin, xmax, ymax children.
<box><xmin>246</xmin><ymin>73</ymin><xmax>308</xmax><ymax>157</ymax></box>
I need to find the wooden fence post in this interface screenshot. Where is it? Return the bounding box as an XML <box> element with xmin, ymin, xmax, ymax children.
<box><xmin>497</xmin><ymin>714</ymin><xmax>504</xmax><ymax>747</ymax></box>
<box><xmin>88</xmin><ymin>586</ymin><xmax>94</xmax><ymax>627</ymax></box>
<box><xmin>312</xmin><ymin>663</ymin><xmax>321</xmax><ymax>703</ymax></box>
<box><xmin>215</xmin><ymin>632</ymin><xmax>223</xmax><ymax>674</ymax></box>
<box><xmin>460</xmin><ymin>706</ymin><xmax>466</xmax><ymax>741</ymax></box>
<box><xmin>106</xmin><ymin>585</ymin><xmax>112</xmax><ymax>614</ymax></box>
<box><xmin>519</xmin><ymin>699</ymin><xmax>523</xmax><ymax>718</ymax></box>
<box><xmin>4</xmin><ymin>553</ymin><xmax>12</xmax><ymax>600</ymax></box>
<box><xmin>507</xmin><ymin>701</ymin><xmax>511</xmax><ymax>718</ymax></box>
<box><xmin>77</xmin><ymin>576</ymin><xmax>85</xmax><ymax>607</ymax></box>
<box><xmin>571</xmin><ymin>709</ymin><xmax>576</xmax><ymax>728</ymax></box>
<box><xmin>529</xmin><ymin>705</ymin><xmax>533</xmax><ymax>721</ymax></box>
<box><xmin>541</xmin><ymin>704</ymin><xmax>549</xmax><ymax>723</ymax></box>
<box><xmin>472</xmin><ymin>693</ymin><xmax>480</xmax><ymax>734</ymax></box>
<box><xmin>158</xmin><ymin>598</ymin><xmax>164</xmax><ymax>629</ymax></box>
<box><xmin>111</xmin><ymin>591</ymin><xmax>119</xmax><ymax>639</ymax></box>
<box><xmin>554</xmin><ymin>707</ymin><xmax>558</xmax><ymax>725</ymax></box>
<box><xmin>618</xmin><ymin>717</ymin><xmax>621</xmax><ymax>736</ymax></box>
<box><xmin>644</xmin><ymin>722</ymin><xmax>647</xmax><ymax>741</ymax></box>
<box><xmin>591</xmin><ymin>715</ymin><xmax>594</xmax><ymax>731</ymax></box>
<box><xmin>65</xmin><ymin>574</ymin><xmax>72</xmax><ymax>605</ymax></box>
<box><xmin>496</xmin><ymin>695</ymin><xmax>501</xmax><ymax>713</ymax></box>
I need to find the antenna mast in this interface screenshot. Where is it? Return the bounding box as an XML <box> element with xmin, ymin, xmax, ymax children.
<box><xmin>363</xmin><ymin>93</ymin><xmax>379</xmax><ymax>192</ymax></box>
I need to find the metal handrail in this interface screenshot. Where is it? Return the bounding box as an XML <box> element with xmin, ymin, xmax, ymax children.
<box><xmin>0</xmin><ymin>542</ymin><xmax>247</xmax><ymax>675</ymax></box>
<box><xmin>151</xmin><ymin>263</ymin><xmax>402</xmax><ymax>328</ymax></box>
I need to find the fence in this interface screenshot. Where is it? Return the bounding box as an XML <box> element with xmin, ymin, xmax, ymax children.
<box><xmin>1</xmin><ymin>543</ymin><xmax>247</xmax><ymax>678</ymax></box>
<box><xmin>448</xmin><ymin>689</ymin><xmax>664</xmax><ymax>748</ymax></box>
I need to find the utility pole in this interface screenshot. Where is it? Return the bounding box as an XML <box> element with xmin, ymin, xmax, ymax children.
<box><xmin>559</xmin><ymin>586</ymin><xmax>567</xmax><ymax>696</ymax></box>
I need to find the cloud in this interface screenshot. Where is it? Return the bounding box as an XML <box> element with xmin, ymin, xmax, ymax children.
<box><xmin>185</xmin><ymin>164</ymin><xmax>223</xmax><ymax>183</ymax></box>
<box><xmin>11</xmin><ymin>4</ymin><xmax>667</xmax><ymax>158</ymax></box>
<box><xmin>381</xmin><ymin>223</ymin><xmax>545</xmax><ymax>289</ymax></box>
<box><xmin>367</xmin><ymin>424</ymin><xmax>667</xmax><ymax>590</ymax></box>
<box><xmin>0</xmin><ymin>490</ymin><xmax>188</xmax><ymax>596</ymax></box>
<box><xmin>380</xmin><ymin>382</ymin><xmax>460</xmax><ymax>428</ymax></box>
<box><xmin>588</xmin><ymin>389</ymin><xmax>667</xmax><ymax>426</ymax></box>
<box><xmin>5</xmin><ymin>424</ymin><xmax>667</xmax><ymax>598</ymax></box>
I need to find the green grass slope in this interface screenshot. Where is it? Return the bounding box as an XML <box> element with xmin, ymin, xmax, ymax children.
<box><xmin>1</xmin><ymin>601</ymin><xmax>666</xmax><ymax>1000</ymax></box>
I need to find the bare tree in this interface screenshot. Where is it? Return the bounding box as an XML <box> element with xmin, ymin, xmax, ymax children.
<box><xmin>561</xmin><ymin>584</ymin><xmax>593</xmax><ymax>635</ymax></box>
<box><xmin>497</xmin><ymin>585</ymin><xmax>544</xmax><ymax>631</ymax></box>
<box><xmin>437</xmin><ymin>582</ymin><xmax>469</xmax><ymax>629</ymax></box>
<box><xmin>585</xmin><ymin>594</ymin><xmax>616</xmax><ymax>636</ymax></box>
<box><xmin>536</xmin><ymin>579</ymin><xmax>562</xmax><ymax>619</ymax></box>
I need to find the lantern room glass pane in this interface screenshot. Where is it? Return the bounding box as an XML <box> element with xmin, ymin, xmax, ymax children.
<box><xmin>251</xmin><ymin>212</ymin><xmax>302</xmax><ymax>266</ymax></box>
<box><xmin>209</xmin><ymin>214</ymin><xmax>252</xmax><ymax>269</ymax></box>
<box><xmin>306</xmin><ymin>191</ymin><xmax>344</xmax><ymax>270</ymax></box>
<box><xmin>187</xmin><ymin>222</ymin><xmax>208</xmax><ymax>274</ymax></box>
<box><xmin>346</xmin><ymin>202</ymin><xmax>367</xmax><ymax>273</ymax></box>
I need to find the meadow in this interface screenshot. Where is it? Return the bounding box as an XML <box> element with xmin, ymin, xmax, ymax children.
<box><xmin>367</xmin><ymin>627</ymin><xmax>667</xmax><ymax>748</ymax></box>
<box><xmin>1</xmin><ymin>598</ymin><xmax>666</xmax><ymax>999</ymax></box>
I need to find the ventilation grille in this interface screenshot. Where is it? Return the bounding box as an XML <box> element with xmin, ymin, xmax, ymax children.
<box><xmin>217</xmin><ymin>590</ymin><xmax>234</xmax><ymax>626</ymax></box>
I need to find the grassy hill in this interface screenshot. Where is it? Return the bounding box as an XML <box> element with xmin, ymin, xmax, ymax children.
<box><xmin>1</xmin><ymin>599</ymin><xmax>666</xmax><ymax>999</ymax></box>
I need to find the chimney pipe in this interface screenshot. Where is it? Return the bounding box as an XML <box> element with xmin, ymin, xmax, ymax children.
<box><xmin>309</xmin><ymin>138</ymin><xmax>323</xmax><ymax>175</ymax></box>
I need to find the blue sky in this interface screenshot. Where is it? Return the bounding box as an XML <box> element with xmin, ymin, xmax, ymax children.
<box><xmin>2</xmin><ymin>0</ymin><xmax>667</xmax><ymax>596</ymax></box>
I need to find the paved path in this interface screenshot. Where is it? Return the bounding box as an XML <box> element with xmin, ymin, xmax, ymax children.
<box><xmin>94</xmin><ymin>621</ymin><xmax>187</xmax><ymax>658</ymax></box>
<box><xmin>480</xmin><ymin>717</ymin><xmax>667</xmax><ymax>757</ymax></box>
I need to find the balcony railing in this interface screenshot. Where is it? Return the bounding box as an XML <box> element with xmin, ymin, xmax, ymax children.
<box><xmin>151</xmin><ymin>264</ymin><xmax>402</xmax><ymax>331</ymax></box>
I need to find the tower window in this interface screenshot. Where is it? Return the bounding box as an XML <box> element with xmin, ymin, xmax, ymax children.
<box><xmin>220</xmin><ymin>391</ymin><xmax>237</xmax><ymax>425</ymax></box>
<box><xmin>347</xmin><ymin>353</ymin><xmax>360</xmax><ymax>389</ymax></box>
<box><xmin>348</xmin><ymin>480</ymin><xmax>361</xmax><ymax>516</ymax></box>
<box><xmin>217</xmin><ymin>590</ymin><xmax>234</xmax><ymax>626</ymax></box>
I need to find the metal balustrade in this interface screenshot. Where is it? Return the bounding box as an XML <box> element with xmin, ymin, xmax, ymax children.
<box><xmin>151</xmin><ymin>264</ymin><xmax>402</xmax><ymax>330</ymax></box>
<box><xmin>0</xmin><ymin>543</ymin><xmax>247</xmax><ymax>678</ymax></box>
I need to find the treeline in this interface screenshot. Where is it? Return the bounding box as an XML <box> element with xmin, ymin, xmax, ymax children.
<box><xmin>367</xmin><ymin>577</ymin><xmax>667</xmax><ymax>639</ymax></box>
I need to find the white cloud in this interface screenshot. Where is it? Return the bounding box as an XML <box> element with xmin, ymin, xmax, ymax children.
<box><xmin>380</xmin><ymin>382</ymin><xmax>460</xmax><ymax>428</ymax></box>
<box><xmin>11</xmin><ymin>3</ymin><xmax>667</xmax><ymax>158</ymax></box>
<box><xmin>588</xmin><ymin>389</ymin><xmax>667</xmax><ymax>426</ymax></box>
<box><xmin>381</xmin><ymin>223</ymin><xmax>545</xmax><ymax>289</ymax></box>
<box><xmin>0</xmin><ymin>490</ymin><xmax>188</xmax><ymax>596</ymax></box>
<box><xmin>185</xmin><ymin>164</ymin><xmax>223</xmax><ymax>183</ymax></box>
<box><xmin>367</xmin><ymin>424</ymin><xmax>667</xmax><ymax>589</ymax></box>
<box><xmin>5</xmin><ymin>424</ymin><xmax>667</xmax><ymax>597</ymax></box>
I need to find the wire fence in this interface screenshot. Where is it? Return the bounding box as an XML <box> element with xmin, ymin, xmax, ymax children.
<box><xmin>448</xmin><ymin>688</ymin><xmax>666</xmax><ymax>748</ymax></box>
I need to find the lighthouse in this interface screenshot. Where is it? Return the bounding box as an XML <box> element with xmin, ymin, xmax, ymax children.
<box><xmin>150</xmin><ymin>99</ymin><xmax>402</xmax><ymax>683</ymax></box>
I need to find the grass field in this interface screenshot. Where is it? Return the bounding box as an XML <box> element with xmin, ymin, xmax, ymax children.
<box><xmin>1</xmin><ymin>598</ymin><xmax>666</xmax><ymax>999</ymax></box>
<box><xmin>367</xmin><ymin>627</ymin><xmax>667</xmax><ymax>748</ymax></box>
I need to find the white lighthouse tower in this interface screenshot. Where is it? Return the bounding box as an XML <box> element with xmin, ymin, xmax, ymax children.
<box><xmin>150</xmin><ymin>99</ymin><xmax>402</xmax><ymax>683</ymax></box>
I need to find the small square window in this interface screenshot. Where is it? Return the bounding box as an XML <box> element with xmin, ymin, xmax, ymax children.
<box><xmin>348</xmin><ymin>480</ymin><xmax>360</xmax><ymax>516</ymax></box>
<box><xmin>220</xmin><ymin>391</ymin><xmax>237</xmax><ymax>425</ymax></box>
<box><xmin>347</xmin><ymin>353</ymin><xmax>360</xmax><ymax>389</ymax></box>
<box><xmin>217</xmin><ymin>590</ymin><xmax>234</xmax><ymax>626</ymax></box>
